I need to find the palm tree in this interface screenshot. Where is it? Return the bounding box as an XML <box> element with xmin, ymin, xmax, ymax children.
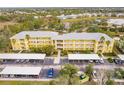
<box><xmin>58</xmin><ymin>64</ymin><xmax>79</xmax><ymax>85</ymax></box>
<box><xmin>106</xmin><ymin>40</ymin><xmax>110</xmax><ymax>47</ymax></box>
<box><xmin>25</xmin><ymin>34</ymin><xmax>30</xmax><ymax>40</ymax></box>
<box><xmin>100</xmin><ymin>36</ymin><xmax>105</xmax><ymax>41</ymax></box>
<box><xmin>25</xmin><ymin>34</ymin><xmax>30</xmax><ymax>49</ymax></box>
<box><xmin>11</xmin><ymin>39</ymin><xmax>16</xmax><ymax>45</ymax></box>
<box><xmin>85</xmin><ymin>64</ymin><xmax>93</xmax><ymax>81</ymax></box>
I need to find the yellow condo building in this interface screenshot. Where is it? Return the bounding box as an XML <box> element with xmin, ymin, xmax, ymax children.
<box><xmin>10</xmin><ymin>31</ymin><xmax>114</xmax><ymax>53</ymax></box>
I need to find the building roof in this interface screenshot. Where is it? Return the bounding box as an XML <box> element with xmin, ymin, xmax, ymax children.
<box><xmin>52</xmin><ymin>32</ymin><xmax>113</xmax><ymax>41</ymax></box>
<box><xmin>68</xmin><ymin>54</ymin><xmax>101</xmax><ymax>60</ymax></box>
<box><xmin>0</xmin><ymin>66</ymin><xmax>42</xmax><ymax>75</ymax></box>
<box><xmin>10</xmin><ymin>31</ymin><xmax>58</xmax><ymax>39</ymax></box>
<box><xmin>107</xmin><ymin>19</ymin><xmax>124</xmax><ymax>25</ymax></box>
<box><xmin>118</xmin><ymin>55</ymin><xmax>124</xmax><ymax>60</ymax></box>
<box><xmin>0</xmin><ymin>53</ymin><xmax>46</xmax><ymax>60</ymax></box>
<box><xmin>10</xmin><ymin>31</ymin><xmax>112</xmax><ymax>41</ymax></box>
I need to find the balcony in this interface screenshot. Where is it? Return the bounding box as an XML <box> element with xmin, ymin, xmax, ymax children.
<box><xmin>85</xmin><ymin>42</ymin><xmax>94</xmax><ymax>44</ymax></box>
<box><xmin>75</xmin><ymin>42</ymin><xmax>85</xmax><ymax>44</ymax></box>
<box><xmin>57</xmin><ymin>42</ymin><xmax>63</xmax><ymax>44</ymax></box>
<box><xmin>63</xmin><ymin>42</ymin><xmax>73</xmax><ymax>44</ymax></box>
<box><xmin>57</xmin><ymin>46</ymin><xmax>63</xmax><ymax>48</ymax></box>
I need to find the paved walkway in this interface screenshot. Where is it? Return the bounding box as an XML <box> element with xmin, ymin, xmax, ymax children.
<box><xmin>54</xmin><ymin>50</ymin><xmax>61</xmax><ymax>64</ymax></box>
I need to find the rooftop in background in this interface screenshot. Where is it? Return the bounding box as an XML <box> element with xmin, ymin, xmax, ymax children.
<box><xmin>10</xmin><ymin>31</ymin><xmax>113</xmax><ymax>41</ymax></box>
<box><xmin>0</xmin><ymin>53</ymin><xmax>46</xmax><ymax>60</ymax></box>
<box><xmin>107</xmin><ymin>19</ymin><xmax>124</xmax><ymax>25</ymax></box>
<box><xmin>118</xmin><ymin>55</ymin><xmax>124</xmax><ymax>60</ymax></box>
<box><xmin>10</xmin><ymin>31</ymin><xmax>58</xmax><ymax>39</ymax></box>
<box><xmin>68</xmin><ymin>54</ymin><xmax>101</xmax><ymax>60</ymax></box>
<box><xmin>52</xmin><ymin>32</ymin><xmax>113</xmax><ymax>41</ymax></box>
<box><xmin>0</xmin><ymin>66</ymin><xmax>42</xmax><ymax>75</ymax></box>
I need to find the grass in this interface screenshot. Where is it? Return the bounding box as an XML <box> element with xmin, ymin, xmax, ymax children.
<box><xmin>0</xmin><ymin>21</ymin><xmax>17</xmax><ymax>30</ymax></box>
<box><xmin>0</xmin><ymin>80</ymin><xmax>50</xmax><ymax>85</ymax></box>
<box><xmin>80</xmin><ymin>75</ymin><xmax>89</xmax><ymax>84</ymax></box>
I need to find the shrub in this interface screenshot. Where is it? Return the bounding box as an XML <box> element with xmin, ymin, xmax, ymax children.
<box><xmin>107</xmin><ymin>57</ymin><xmax>113</xmax><ymax>63</ymax></box>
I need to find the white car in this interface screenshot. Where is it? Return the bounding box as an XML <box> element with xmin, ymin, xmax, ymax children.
<box><xmin>92</xmin><ymin>70</ymin><xmax>97</xmax><ymax>78</ymax></box>
<box><xmin>89</xmin><ymin>60</ymin><xmax>93</xmax><ymax>63</ymax></box>
<box><xmin>100</xmin><ymin>58</ymin><xmax>104</xmax><ymax>64</ymax></box>
<box><xmin>95</xmin><ymin>60</ymin><xmax>99</xmax><ymax>63</ymax></box>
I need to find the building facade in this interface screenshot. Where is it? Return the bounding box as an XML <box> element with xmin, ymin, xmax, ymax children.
<box><xmin>10</xmin><ymin>31</ymin><xmax>114</xmax><ymax>53</ymax></box>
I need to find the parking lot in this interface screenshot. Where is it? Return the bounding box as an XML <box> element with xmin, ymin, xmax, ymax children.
<box><xmin>0</xmin><ymin>65</ymin><xmax>60</xmax><ymax>79</ymax></box>
<box><xmin>40</xmin><ymin>68</ymin><xmax>59</xmax><ymax>79</ymax></box>
<box><xmin>0</xmin><ymin>56</ymin><xmax>124</xmax><ymax>80</ymax></box>
<box><xmin>0</xmin><ymin>57</ymin><xmax>124</xmax><ymax>67</ymax></box>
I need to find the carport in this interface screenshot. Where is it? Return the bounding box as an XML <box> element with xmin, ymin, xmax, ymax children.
<box><xmin>0</xmin><ymin>66</ymin><xmax>42</xmax><ymax>78</ymax></box>
<box><xmin>68</xmin><ymin>54</ymin><xmax>101</xmax><ymax>63</ymax></box>
<box><xmin>118</xmin><ymin>55</ymin><xmax>124</xmax><ymax>61</ymax></box>
<box><xmin>0</xmin><ymin>53</ymin><xmax>46</xmax><ymax>64</ymax></box>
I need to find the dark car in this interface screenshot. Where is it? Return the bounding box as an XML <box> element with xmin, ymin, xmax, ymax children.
<box><xmin>113</xmin><ymin>59</ymin><xmax>122</xmax><ymax>64</ymax></box>
<box><xmin>47</xmin><ymin>68</ymin><xmax>54</xmax><ymax>78</ymax></box>
<box><xmin>80</xmin><ymin>74</ymin><xmax>86</xmax><ymax>80</ymax></box>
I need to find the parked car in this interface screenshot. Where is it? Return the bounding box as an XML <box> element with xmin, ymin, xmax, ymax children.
<box><xmin>95</xmin><ymin>60</ymin><xmax>99</xmax><ymax>63</ymax></box>
<box><xmin>47</xmin><ymin>68</ymin><xmax>54</xmax><ymax>78</ymax></box>
<box><xmin>118</xmin><ymin>60</ymin><xmax>123</xmax><ymax>65</ymax></box>
<box><xmin>100</xmin><ymin>60</ymin><xmax>104</xmax><ymax>64</ymax></box>
<box><xmin>113</xmin><ymin>59</ymin><xmax>122</xmax><ymax>64</ymax></box>
<box><xmin>92</xmin><ymin>70</ymin><xmax>97</xmax><ymax>78</ymax></box>
<box><xmin>89</xmin><ymin>60</ymin><xmax>93</xmax><ymax>63</ymax></box>
<box><xmin>100</xmin><ymin>58</ymin><xmax>104</xmax><ymax>64</ymax></box>
<box><xmin>80</xmin><ymin>74</ymin><xmax>86</xmax><ymax>80</ymax></box>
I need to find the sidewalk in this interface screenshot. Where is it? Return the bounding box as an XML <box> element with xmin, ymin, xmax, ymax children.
<box><xmin>54</xmin><ymin>50</ymin><xmax>61</xmax><ymax>64</ymax></box>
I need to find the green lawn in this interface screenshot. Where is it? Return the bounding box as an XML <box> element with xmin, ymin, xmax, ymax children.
<box><xmin>0</xmin><ymin>80</ymin><xmax>50</xmax><ymax>85</ymax></box>
<box><xmin>80</xmin><ymin>75</ymin><xmax>89</xmax><ymax>84</ymax></box>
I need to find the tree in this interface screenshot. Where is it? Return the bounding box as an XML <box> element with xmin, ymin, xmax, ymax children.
<box><xmin>25</xmin><ymin>34</ymin><xmax>30</xmax><ymax>45</ymax></box>
<box><xmin>100</xmin><ymin>36</ymin><xmax>105</xmax><ymax>41</ymax></box>
<box><xmin>22</xmin><ymin>21</ymin><xmax>34</xmax><ymax>30</ymax></box>
<box><xmin>106</xmin><ymin>40</ymin><xmax>110</xmax><ymax>47</ymax></box>
<box><xmin>96</xmin><ymin>69</ymin><xmax>108</xmax><ymax>85</ymax></box>
<box><xmin>105</xmin><ymin>70</ymin><xmax>115</xmax><ymax>85</ymax></box>
<box><xmin>8</xmin><ymin>24</ymin><xmax>21</xmax><ymax>34</ymax></box>
<box><xmin>41</xmin><ymin>45</ymin><xmax>55</xmax><ymax>56</ymax></box>
<box><xmin>114</xmin><ymin>68</ymin><xmax>124</xmax><ymax>79</ymax></box>
<box><xmin>11</xmin><ymin>39</ymin><xmax>16</xmax><ymax>45</ymax></box>
<box><xmin>30</xmin><ymin>47</ymin><xmax>41</xmax><ymax>53</ymax></box>
<box><xmin>30</xmin><ymin>45</ymin><xmax>55</xmax><ymax>56</ymax></box>
<box><xmin>56</xmin><ymin>64</ymin><xmax>80</xmax><ymax>85</ymax></box>
<box><xmin>107</xmin><ymin>57</ymin><xmax>113</xmax><ymax>63</ymax></box>
<box><xmin>61</xmin><ymin>50</ymin><xmax>68</xmax><ymax>56</ymax></box>
<box><xmin>85</xmin><ymin>64</ymin><xmax>93</xmax><ymax>81</ymax></box>
<box><xmin>0</xmin><ymin>15</ymin><xmax>11</xmax><ymax>22</ymax></box>
<box><xmin>106</xmin><ymin>79</ymin><xmax>115</xmax><ymax>85</ymax></box>
<box><xmin>96</xmin><ymin>69</ymin><xmax>114</xmax><ymax>85</ymax></box>
<box><xmin>33</xmin><ymin>19</ymin><xmax>42</xmax><ymax>29</ymax></box>
<box><xmin>117</xmin><ymin>37</ymin><xmax>124</xmax><ymax>53</ymax></box>
<box><xmin>25</xmin><ymin>34</ymin><xmax>30</xmax><ymax>40</ymax></box>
